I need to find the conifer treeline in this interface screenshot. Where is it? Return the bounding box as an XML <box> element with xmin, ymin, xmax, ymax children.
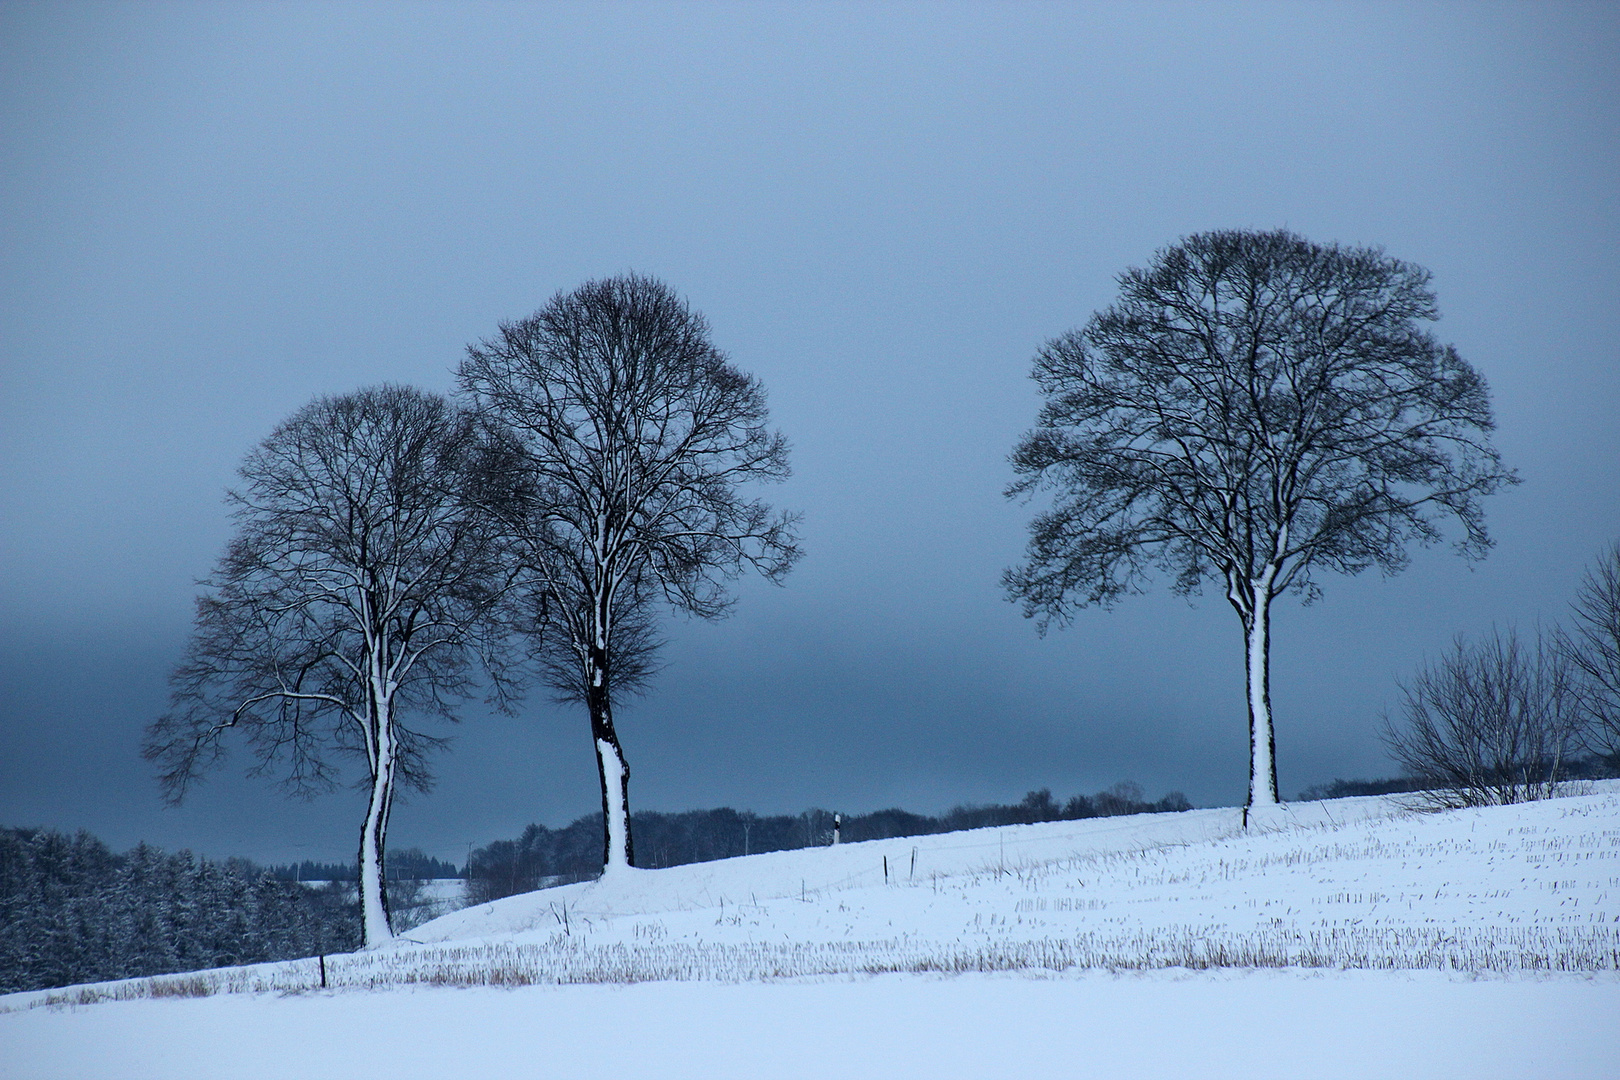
<box><xmin>0</xmin><ymin>827</ymin><xmax>357</xmax><ymax>993</ymax></box>
<box><xmin>264</xmin><ymin>849</ymin><xmax>460</xmax><ymax>883</ymax></box>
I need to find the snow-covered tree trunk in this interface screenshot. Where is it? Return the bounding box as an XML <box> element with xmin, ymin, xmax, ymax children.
<box><xmin>1230</xmin><ymin>567</ymin><xmax>1281</xmax><ymax>810</ymax></box>
<box><xmin>595</xmin><ymin>731</ymin><xmax>631</xmax><ymax>871</ymax></box>
<box><xmin>587</xmin><ymin>649</ymin><xmax>633</xmax><ymax>872</ymax></box>
<box><xmin>358</xmin><ymin>673</ymin><xmax>397</xmax><ymax>947</ymax></box>
<box><xmin>1244</xmin><ymin>603</ymin><xmax>1279</xmax><ymax>808</ymax></box>
<box><xmin>357</xmin><ymin>776</ymin><xmax>394</xmax><ymax>945</ymax></box>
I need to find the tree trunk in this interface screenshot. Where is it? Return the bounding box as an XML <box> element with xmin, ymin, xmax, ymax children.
<box><xmin>587</xmin><ymin>671</ymin><xmax>633</xmax><ymax>872</ymax></box>
<box><xmin>1243</xmin><ymin>607</ymin><xmax>1280</xmax><ymax>807</ymax></box>
<box><xmin>358</xmin><ymin>719</ymin><xmax>395</xmax><ymax>947</ymax></box>
<box><xmin>1230</xmin><ymin>570</ymin><xmax>1281</xmax><ymax>810</ymax></box>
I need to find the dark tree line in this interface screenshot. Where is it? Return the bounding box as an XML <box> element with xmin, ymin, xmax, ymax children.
<box><xmin>466</xmin><ymin>783</ymin><xmax>1191</xmax><ymax>903</ymax></box>
<box><xmin>1296</xmin><ymin>752</ymin><xmax>1619</xmax><ymax>803</ymax></box>
<box><xmin>265</xmin><ymin>848</ymin><xmax>459</xmax><ymax>883</ymax></box>
<box><xmin>0</xmin><ymin>827</ymin><xmax>357</xmax><ymax>994</ymax></box>
<box><xmin>1296</xmin><ymin>776</ymin><xmax>1432</xmax><ymax>800</ymax></box>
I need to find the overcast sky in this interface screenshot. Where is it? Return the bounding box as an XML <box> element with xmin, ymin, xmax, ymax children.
<box><xmin>2</xmin><ymin>1</ymin><xmax>1616</xmax><ymax>868</ymax></box>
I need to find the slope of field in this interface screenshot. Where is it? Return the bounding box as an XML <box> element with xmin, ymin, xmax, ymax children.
<box><xmin>359</xmin><ymin>790</ymin><xmax>1609</xmax><ymax>981</ymax></box>
<box><xmin>3</xmin><ymin>788</ymin><xmax>1617</xmax><ymax>1078</ymax></box>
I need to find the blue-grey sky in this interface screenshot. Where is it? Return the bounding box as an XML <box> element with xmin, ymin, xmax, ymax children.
<box><xmin>2</xmin><ymin>2</ymin><xmax>1616</xmax><ymax>867</ymax></box>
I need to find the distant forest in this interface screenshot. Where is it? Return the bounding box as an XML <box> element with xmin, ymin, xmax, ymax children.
<box><xmin>466</xmin><ymin>783</ymin><xmax>1192</xmax><ymax>902</ymax></box>
<box><xmin>0</xmin><ymin>827</ymin><xmax>357</xmax><ymax>994</ymax></box>
<box><xmin>265</xmin><ymin>849</ymin><xmax>460</xmax><ymax>883</ymax></box>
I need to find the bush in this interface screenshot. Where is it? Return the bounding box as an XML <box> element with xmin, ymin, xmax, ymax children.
<box><xmin>1562</xmin><ymin>540</ymin><xmax>1620</xmax><ymax>764</ymax></box>
<box><xmin>1382</xmin><ymin>629</ymin><xmax>1580</xmax><ymax>808</ymax></box>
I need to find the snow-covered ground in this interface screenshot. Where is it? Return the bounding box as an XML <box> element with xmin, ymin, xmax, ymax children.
<box><xmin>4</xmin><ymin>787</ymin><xmax>1618</xmax><ymax>1078</ymax></box>
<box><xmin>392</xmin><ymin>878</ymin><xmax>467</xmax><ymax>931</ymax></box>
<box><xmin>6</xmin><ymin>970</ymin><xmax>1617</xmax><ymax>1079</ymax></box>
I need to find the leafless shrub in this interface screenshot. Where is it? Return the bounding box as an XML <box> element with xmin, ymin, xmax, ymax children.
<box><xmin>1560</xmin><ymin>540</ymin><xmax>1620</xmax><ymax>768</ymax></box>
<box><xmin>1383</xmin><ymin>628</ymin><xmax>1581</xmax><ymax>808</ymax></box>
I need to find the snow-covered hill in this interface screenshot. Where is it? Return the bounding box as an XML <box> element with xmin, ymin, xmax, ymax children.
<box><xmin>4</xmin><ymin>789</ymin><xmax>1617</xmax><ymax>1078</ymax></box>
<box><xmin>385</xmin><ymin>786</ymin><xmax>1618</xmax><ymax>981</ymax></box>
<box><xmin>12</xmin><ymin>785</ymin><xmax>1619</xmax><ymax>1003</ymax></box>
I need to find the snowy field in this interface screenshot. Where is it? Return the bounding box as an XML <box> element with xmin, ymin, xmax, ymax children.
<box><xmin>4</xmin><ymin>788</ymin><xmax>1618</xmax><ymax>1078</ymax></box>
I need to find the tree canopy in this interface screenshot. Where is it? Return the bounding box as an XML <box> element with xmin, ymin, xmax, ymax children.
<box><xmin>460</xmin><ymin>274</ymin><xmax>800</xmax><ymax>869</ymax></box>
<box><xmin>1007</xmin><ymin>229</ymin><xmax>1516</xmax><ymax>806</ymax></box>
<box><xmin>144</xmin><ymin>385</ymin><xmax>518</xmax><ymax>943</ymax></box>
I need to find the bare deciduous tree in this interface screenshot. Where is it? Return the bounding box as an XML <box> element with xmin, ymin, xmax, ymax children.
<box><xmin>1559</xmin><ymin>541</ymin><xmax>1620</xmax><ymax>768</ymax></box>
<box><xmin>459</xmin><ymin>274</ymin><xmax>800</xmax><ymax>872</ymax></box>
<box><xmin>1006</xmin><ymin>229</ymin><xmax>1516</xmax><ymax>809</ymax></box>
<box><xmin>143</xmin><ymin>386</ymin><xmax>517</xmax><ymax>946</ymax></box>
<box><xmin>1382</xmin><ymin>629</ymin><xmax>1580</xmax><ymax>808</ymax></box>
